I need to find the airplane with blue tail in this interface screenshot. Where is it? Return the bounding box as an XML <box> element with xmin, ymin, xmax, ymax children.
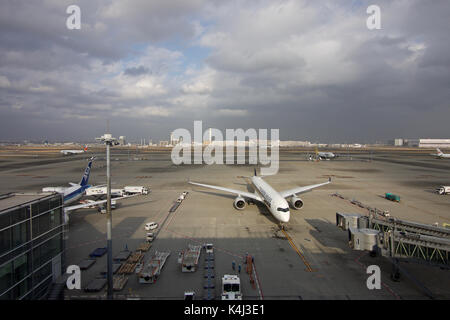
<box><xmin>42</xmin><ymin>157</ymin><xmax>140</xmax><ymax>223</ymax></box>
<box><xmin>42</xmin><ymin>157</ymin><xmax>94</xmax><ymax>204</ymax></box>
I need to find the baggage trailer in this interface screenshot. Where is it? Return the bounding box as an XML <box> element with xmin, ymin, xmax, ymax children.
<box><xmin>138</xmin><ymin>251</ymin><xmax>170</xmax><ymax>284</ymax></box>
<box><xmin>113</xmin><ymin>275</ymin><xmax>128</xmax><ymax>291</ymax></box>
<box><xmin>136</xmin><ymin>242</ymin><xmax>152</xmax><ymax>252</ymax></box>
<box><xmin>89</xmin><ymin>247</ymin><xmax>107</xmax><ymax>258</ymax></box>
<box><xmin>181</xmin><ymin>245</ymin><xmax>202</xmax><ymax>272</ymax></box>
<box><xmin>84</xmin><ymin>278</ymin><xmax>107</xmax><ymax>292</ymax></box>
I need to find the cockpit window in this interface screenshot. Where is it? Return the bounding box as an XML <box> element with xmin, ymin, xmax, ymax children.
<box><xmin>277</xmin><ymin>207</ymin><xmax>289</xmax><ymax>212</ymax></box>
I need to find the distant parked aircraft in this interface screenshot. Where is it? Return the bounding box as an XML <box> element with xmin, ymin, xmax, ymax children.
<box><xmin>60</xmin><ymin>145</ymin><xmax>88</xmax><ymax>155</ymax></box>
<box><xmin>431</xmin><ymin>148</ymin><xmax>450</xmax><ymax>159</ymax></box>
<box><xmin>317</xmin><ymin>151</ymin><xmax>337</xmax><ymax>160</ymax></box>
<box><xmin>314</xmin><ymin>147</ymin><xmax>337</xmax><ymax>160</ymax></box>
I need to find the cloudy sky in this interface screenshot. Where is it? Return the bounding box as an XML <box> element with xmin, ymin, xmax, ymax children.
<box><xmin>0</xmin><ymin>0</ymin><xmax>449</xmax><ymax>143</ymax></box>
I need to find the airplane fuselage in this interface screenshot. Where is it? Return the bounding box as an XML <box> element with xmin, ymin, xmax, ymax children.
<box><xmin>431</xmin><ymin>149</ymin><xmax>450</xmax><ymax>159</ymax></box>
<box><xmin>61</xmin><ymin>150</ymin><xmax>84</xmax><ymax>155</ymax></box>
<box><xmin>43</xmin><ymin>184</ymin><xmax>91</xmax><ymax>204</ymax></box>
<box><xmin>318</xmin><ymin>152</ymin><xmax>336</xmax><ymax>160</ymax></box>
<box><xmin>63</xmin><ymin>184</ymin><xmax>91</xmax><ymax>204</ymax></box>
<box><xmin>250</xmin><ymin>176</ymin><xmax>290</xmax><ymax>223</ymax></box>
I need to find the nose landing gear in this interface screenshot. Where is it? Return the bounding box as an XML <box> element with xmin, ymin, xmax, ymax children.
<box><xmin>279</xmin><ymin>223</ymin><xmax>287</xmax><ymax>231</ymax></box>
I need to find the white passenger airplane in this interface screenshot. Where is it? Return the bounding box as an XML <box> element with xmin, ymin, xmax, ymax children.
<box><xmin>317</xmin><ymin>151</ymin><xmax>337</xmax><ymax>160</ymax></box>
<box><xmin>60</xmin><ymin>145</ymin><xmax>88</xmax><ymax>155</ymax></box>
<box><xmin>431</xmin><ymin>148</ymin><xmax>450</xmax><ymax>159</ymax></box>
<box><xmin>43</xmin><ymin>157</ymin><xmax>139</xmax><ymax>223</ymax></box>
<box><xmin>189</xmin><ymin>169</ymin><xmax>331</xmax><ymax>224</ymax></box>
<box><xmin>315</xmin><ymin>147</ymin><xmax>337</xmax><ymax>160</ymax></box>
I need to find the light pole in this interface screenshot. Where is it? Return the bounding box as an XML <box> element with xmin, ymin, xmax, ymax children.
<box><xmin>96</xmin><ymin>133</ymin><xmax>118</xmax><ymax>299</ymax></box>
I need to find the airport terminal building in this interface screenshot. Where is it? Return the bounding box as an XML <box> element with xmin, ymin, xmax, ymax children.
<box><xmin>408</xmin><ymin>139</ymin><xmax>450</xmax><ymax>148</ymax></box>
<box><xmin>391</xmin><ymin>138</ymin><xmax>450</xmax><ymax>148</ymax></box>
<box><xmin>0</xmin><ymin>193</ymin><xmax>65</xmax><ymax>300</ymax></box>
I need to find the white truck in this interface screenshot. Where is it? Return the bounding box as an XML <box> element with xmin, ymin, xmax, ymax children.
<box><xmin>124</xmin><ymin>186</ymin><xmax>149</xmax><ymax>195</ymax></box>
<box><xmin>221</xmin><ymin>275</ymin><xmax>242</xmax><ymax>300</ymax></box>
<box><xmin>437</xmin><ymin>186</ymin><xmax>450</xmax><ymax>195</ymax></box>
<box><xmin>204</xmin><ymin>243</ymin><xmax>214</xmax><ymax>254</ymax></box>
<box><xmin>86</xmin><ymin>187</ymin><xmax>125</xmax><ymax>197</ymax></box>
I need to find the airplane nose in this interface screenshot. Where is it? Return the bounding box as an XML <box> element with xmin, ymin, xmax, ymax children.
<box><xmin>280</xmin><ymin>212</ymin><xmax>290</xmax><ymax>223</ymax></box>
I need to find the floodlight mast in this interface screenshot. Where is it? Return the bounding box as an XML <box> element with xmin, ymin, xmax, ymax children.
<box><xmin>95</xmin><ymin>133</ymin><xmax>118</xmax><ymax>300</ymax></box>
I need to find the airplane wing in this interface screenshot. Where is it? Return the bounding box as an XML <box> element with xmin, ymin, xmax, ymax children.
<box><xmin>63</xmin><ymin>194</ymin><xmax>140</xmax><ymax>212</ymax></box>
<box><xmin>189</xmin><ymin>181</ymin><xmax>263</xmax><ymax>202</ymax></box>
<box><xmin>279</xmin><ymin>178</ymin><xmax>331</xmax><ymax>198</ymax></box>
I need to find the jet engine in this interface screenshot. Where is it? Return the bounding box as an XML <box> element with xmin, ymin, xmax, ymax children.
<box><xmin>233</xmin><ymin>196</ymin><xmax>247</xmax><ymax>210</ymax></box>
<box><xmin>290</xmin><ymin>196</ymin><xmax>304</xmax><ymax>209</ymax></box>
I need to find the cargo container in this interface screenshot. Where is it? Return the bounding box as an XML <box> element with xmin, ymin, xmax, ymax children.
<box><xmin>385</xmin><ymin>193</ymin><xmax>400</xmax><ymax>202</ymax></box>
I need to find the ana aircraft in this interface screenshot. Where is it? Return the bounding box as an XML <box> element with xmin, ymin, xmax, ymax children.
<box><xmin>431</xmin><ymin>148</ymin><xmax>450</xmax><ymax>159</ymax></box>
<box><xmin>60</xmin><ymin>145</ymin><xmax>88</xmax><ymax>155</ymax></box>
<box><xmin>42</xmin><ymin>157</ymin><xmax>138</xmax><ymax>223</ymax></box>
<box><xmin>189</xmin><ymin>169</ymin><xmax>331</xmax><ymax>224</ymax></box>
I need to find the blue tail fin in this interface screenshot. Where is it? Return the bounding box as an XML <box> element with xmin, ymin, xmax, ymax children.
<box><xmin>79</xmin><ymin>158</ymin><xmax>93</xmax><ymax>186</ymax></box>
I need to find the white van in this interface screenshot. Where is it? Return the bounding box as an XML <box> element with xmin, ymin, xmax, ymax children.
<box><xmin>146</xmin><ymin>233</ymin><xmax>155</xmax><ymax>242</ymax></box>
<box><xmin>145</xmin><ymin>222</ymin><xmax>158</xmax><ymax>231</ymax></box>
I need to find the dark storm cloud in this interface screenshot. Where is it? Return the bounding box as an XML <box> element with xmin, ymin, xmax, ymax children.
<box><xmin>0</xmin><ymin>0</ymin><xmax>449</xmax><ymax>143</ymax></box>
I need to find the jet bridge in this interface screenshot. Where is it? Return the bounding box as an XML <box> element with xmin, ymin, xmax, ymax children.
<box><xmin>336</xmin><ymin>212</ymin><xmax>450</xmax><ymax>268</ymax></box>
<box><xmin>337</xmin><ymin>212</ymin><xmax>450</xmax><ymax>299</ymax></box>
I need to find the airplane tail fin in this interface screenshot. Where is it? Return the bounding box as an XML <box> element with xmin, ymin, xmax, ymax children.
<box><xmin>84</xmin><ymin>145</ymin><xmax>88</xmax><ymax>152</ymax></box>
<box><xmin>437</xmin><ymin>148</ymin><xmax>443</xmax><ymax>155</ymax></box>
<box><xmin>254</xmin><ymin>168</ymin><xmax>257</xmax><ymax>176</ymax></box>
<box><xmin>79</xmin><ymin>157</ymin><xmax>94</xmax><ymax>186</ymax></box>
